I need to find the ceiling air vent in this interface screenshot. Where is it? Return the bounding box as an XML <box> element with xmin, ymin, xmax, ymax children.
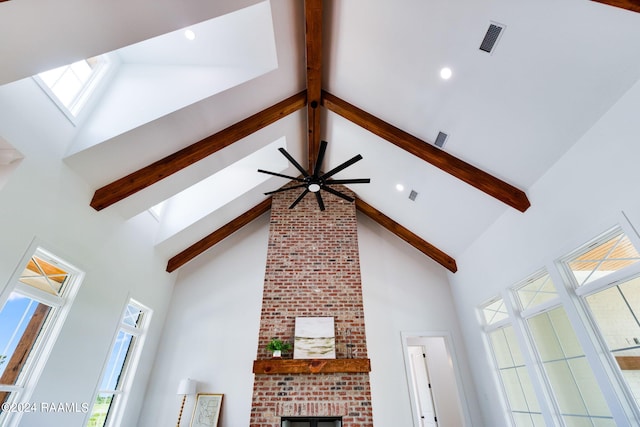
<box><xmin>479</xmin><ymin>23</ymin><xmax>504</xmax><ymax>53</ymax></box>
<box><xmin>409</xmin><ymin>190</ymin><xmax>418</xmax><ymax>201</ymax></box>
<box><xmin>434</xmin><ymin>131</ymin><xmax>448</xmax><ymax>148</ymax></box>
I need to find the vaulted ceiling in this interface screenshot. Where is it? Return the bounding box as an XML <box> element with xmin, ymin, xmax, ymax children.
<box><xmin>2</xmin><ymin>0</ymin><xmax>640</xmax><ymax>274</ymax></box>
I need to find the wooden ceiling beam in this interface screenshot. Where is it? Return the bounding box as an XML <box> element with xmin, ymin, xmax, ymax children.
<box><xmin>322</xmin><ymin>91</ymin><xmax>531</xmax><ymax>213</ymax></box>
<box><xmin>305</xmin><ymin>0</ymin><xmax>323</xmax><ymax>171</ymax></box>
<box><xmin>355</xmin><ymin>198</ymin><xmax>457</xmax><ymax>273</ymax></box>
<box><xmin>90</xmin><ymin>91</ymin><xmax>307</xmax><ymax>211</ymax></box>
<box><xmin>166</xmin><ymin>198</ymin><xmax>272</xmax><ymax>272</ymax></box>
<box><xmin>591</xmin><ymin>0</ymin><xmax>640</xmax><ymax>13</ymax></box>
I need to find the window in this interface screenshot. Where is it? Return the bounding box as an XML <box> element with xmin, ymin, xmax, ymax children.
<box><xmin>563</xmin><ymin>229</ymin><xmax>640</xmax><ymax>288</ymax></box>
<box><xmin>514</xmin><ymin>272</ymin><xmax>558</xmax><ymax>311</ymax></box>
<box><xmin>0</xmin><ymin>245</ymin><xmax>83</xmax><ymax>425</ymax></box>
<box><xmin>488</xmin><ymin>325</ymin><xmax>544</xmax><ymax>426</ymax></box>
<box><xmin>481</xmin><ymin>297</ymin><xmax>510</xmax><ymax>326</ymax></box>
<box><xmin>87</xmin><ymin>299</ymin><xmax>150</xmax><ymax>427</ymax></box>
<box><xmin>482</xmin><ymin>297</ymin><xmax>544</xmax><ymax>426</ymax></box>
<box><xmin>527</xmin><ymin>305</ymin><xmax>615</xmax><ymax>425</ymax></box>
<box><xmin>479</xmin><ymin>225</ymin><xmax>640</xmax><ymax>425</ymax></box>
<box><xmin>561</xmin><ymin>228</ymin><xmax>640</xmax><ymax>415</ymax></box>
<box><xmin>513</xmin><ymin>271</ymin><xmax>615</xmax><ymax>425</ymax></box>
<box><xmin>35</xmin><ymin>55</ymin><xmax>110</xmax><ymax>121</ymax></box>
<box><xmin>583</xmin><ymin>277</ymin><xmax>640</xmax><ymax>409</ymax></box>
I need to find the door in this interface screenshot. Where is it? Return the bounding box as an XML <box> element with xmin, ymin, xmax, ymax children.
<box><xmin>408</xmin><ymin>345</ymin><xmax>437</xmax><ymax>426</ymax></box>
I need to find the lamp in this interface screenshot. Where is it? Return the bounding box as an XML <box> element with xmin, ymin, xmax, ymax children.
<box><xmin>176</xmin><ymin>378</ymin><xmax>197</xmax><ymax>427</ymax></box>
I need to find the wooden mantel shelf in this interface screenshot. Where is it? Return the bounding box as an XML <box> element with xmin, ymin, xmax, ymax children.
<box><xmin>253</xmin><ymin>358</ymin><xmax>371</xmax><ymax>375</ymax></box>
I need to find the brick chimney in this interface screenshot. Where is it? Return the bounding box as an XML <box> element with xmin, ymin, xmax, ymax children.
<box><xmin>250</xmin><ymin>185</ymin><xmax>373</xmax><ymax>426</ymax></box>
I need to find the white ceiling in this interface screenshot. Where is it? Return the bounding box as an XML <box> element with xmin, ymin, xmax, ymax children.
<box><xmin>2</xmin><ymin>0</ymin><xmax>640</xmax><ymax>271</ymax></box>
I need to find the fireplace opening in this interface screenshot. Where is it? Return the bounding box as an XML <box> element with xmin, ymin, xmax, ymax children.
<box><xmin>281</xmin><ymin>416</ymin><xmax>342</xmax><ymax>427</ymax></box>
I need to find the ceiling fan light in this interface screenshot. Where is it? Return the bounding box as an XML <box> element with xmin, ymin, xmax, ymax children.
<box><xmin>309</xmin><ymin>183</ymin><xmax>321</xmax><ymax>192</ymax></box>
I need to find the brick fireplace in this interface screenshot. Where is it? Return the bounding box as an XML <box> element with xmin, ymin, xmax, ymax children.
<box><xmin>250</xmin><ymin>185</ymin><xmax>373</xmax><ymax>426</ymax></box>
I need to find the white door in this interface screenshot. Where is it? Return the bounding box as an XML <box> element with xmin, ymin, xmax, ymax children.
<box><xmin>409</xmin><ymin>345</ymin><xmax>437</xmax><ymax>427</ymax></box>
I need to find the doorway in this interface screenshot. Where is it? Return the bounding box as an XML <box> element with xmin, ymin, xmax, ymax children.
<box><xmin>408</xmin><ymin>345</ymin><xmax>438</xmax><ymax>426</ymax></box>
<box><xmin>402</xmin><ymin>333</ymin><xmax>469</xmax><ymax>427</ymax></box>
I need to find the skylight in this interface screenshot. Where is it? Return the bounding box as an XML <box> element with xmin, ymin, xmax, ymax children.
<box><xmin>35</xmin><ymin>55</ymin><xmax>109</xmax><ymax>121</ymax></box>
<box><xmin>66</xmin><ymin>1</ymin><xmax>279</xmax><ymax>155</ymax></box>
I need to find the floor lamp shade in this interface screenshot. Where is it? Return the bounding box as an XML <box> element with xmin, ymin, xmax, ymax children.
<box><xmin>176</xmin><ymin>378</ymin><xmax>197</xmax><ymax>427</ymax></box>
<box><xmin>177</xmin><ymin>378</ymin><xmax>197</xmax><ymax>395</ymax></box>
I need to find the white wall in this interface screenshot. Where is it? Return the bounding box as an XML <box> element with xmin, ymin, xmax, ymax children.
<box><xmin>0</xmin><ymin>81</ymin><xmax>176</xmax><ymax>426</ymax></box>
<box><xmin>357</xmin><ymin>214</ymin><xmax>481</xmax><ymax>426</ymax></box>
<box><xmin>137</xmin><ymin>214</ymin><xmax>269</xmax><ymax>427</ymax></box>
<box><xmin>137</xmin><ymin>211</ymin><xmax>481</xmax><ymax>427</ymax></box>
<box><xmin>448</xmin><ymin>77</ymin><xmax>640</xmax><ymax>425</ymax></box>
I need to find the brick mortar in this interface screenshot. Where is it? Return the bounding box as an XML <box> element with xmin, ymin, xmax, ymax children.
<box><xmin>250</xmin><ymin>185</ymin><xmax>373</xmax><ymax>426</ymax></box>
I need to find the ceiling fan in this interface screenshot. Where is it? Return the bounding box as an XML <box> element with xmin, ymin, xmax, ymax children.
<box><xmin>257</xmin><ymin>140</ymin><xmax>370</xmax><ymax>211</ymax></box>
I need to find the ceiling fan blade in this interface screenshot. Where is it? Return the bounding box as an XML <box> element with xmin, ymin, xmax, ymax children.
<box><xmin>264</xmin><ymin>183</ymin><xmax>307</xmax><ymax>195</ymax></box>
<box><xmin>325</xmin><ymin>178</ymin><xmax>371</xmax><ymax>184</ymax></box>
<box><xmin>322</xmin><ymin>185</ymin><xmax>355</xmax><ymax>203</ymax></box>
<box><xmin>315</xmin><ymin>191</ymin><xmax>325</xmax><ymax>211</ymax></box>
<box><xmin>320</xmin><ymin>154</ymin><xmax>363</xmax><ymax>180</ymax></box>
<box><xmin>313</xmin><ymin>140</ymin><xmax>328</xmax><ymax>177</ymax></box>
<box><xmin>257</xmin><ymin>169</ymin><xmax>305</xmax><ymax>182</ymax></box>
<box><xmin>278</xmin><ymin>148</ymin><xmax>309</xmax><ymax>177</ymax></box>
<box><xmin>289</xmin><ymin>189</ymin><xmax>309</xmax><ymax>209</ymax></box>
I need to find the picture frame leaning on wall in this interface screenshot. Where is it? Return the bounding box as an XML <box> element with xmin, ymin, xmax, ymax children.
<box><xmin>190</xmin><ymin>393</ymin><xmax>223</xmax><ymax>427</ymax></box>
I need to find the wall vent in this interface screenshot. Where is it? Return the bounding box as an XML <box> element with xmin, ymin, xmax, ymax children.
<box><xmin>409</xmin><ymin>190</ymin><xmax>418</xmax><ymax>201</ymax></box>
<box><xmin>480</xmin><ymin>23</ymin><xmax>504</xmax><ymax>53</ymax></box>
<box><xmin>434</xmin><ymin>132</ymin><xmax>448</xmax><ymax>148</ymax></box>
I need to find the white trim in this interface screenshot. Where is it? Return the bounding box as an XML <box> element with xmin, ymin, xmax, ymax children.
<box><xmin>85</xmin><ymin>296</ymin><xmax>151</xmax><ymax>427</ymax></box>
<box><xmin>32</xmin><ymin>54</ymin><xmax>113</xmax><ymax>126</ymax></box>
<box><xmin>13</xmin><ymin>282</ymin><xmax>65</xmax><ymax>307</ymax></box>
<box><xmin>479</xmin><ymin>295</ymin><xmax>510</xmax><ymax>327</ymax></box>
<box><xmin>482</xmin><ymin>316</ymin><xmax>511</xmax><ymax>332</ymax></box>
<box><xmin>572</xmin><ymin>265</ymin><xmax>640</xmax><ymax>298</ymax></box>
<box><xmin>0</xmin><ymin>241</ymin><xmax>84</xmax><ymax>427</ymax></box>
<box><xmin>400</xmin><ymin>331</ymin><xmax>473</xmax><ymax>427</ymax></box>
<box><xmin>519</xmin><ymin>297</ymin><xmax>561</xmax><ymax>319</ymax></box>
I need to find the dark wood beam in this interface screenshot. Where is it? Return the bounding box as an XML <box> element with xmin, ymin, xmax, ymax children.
<box><xmin>355</xmin><ymin>198</ymin><xmax>457</xmax><ymax>273</ymax></box>
<box><xmin>591</xmin><ymin>0</ymin><xmax>640</xmax><ymax>13</ymax></box>
<box><xmin>305</xmin><ymin>0</ymin><xmax>323</xmax><ymax>171</ymax></box>
<box><xmin>322</xmin><ymin>91</ymin><xmax>531</xmax><ymax>213</ymax></box>
<box><xmin>166</xmin><ymin>198</ymin><xmax>272</xmax><ymax>272</ymax></box>
<box><xmin>253</xmin><ymin>358</ymin><xmax>371</xmax><ymax>375</ymax></box>
<box><xmin>90</xmin><ymin>92</ymin><xmax>307</xmax><ymax>211</ymax></box>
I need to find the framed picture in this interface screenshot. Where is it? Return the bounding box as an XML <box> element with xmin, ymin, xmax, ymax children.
<box><xmin>190</xmin><ymin>393</ymin><xmax>223</xmax><ymax>427</ymax></box>
<box><xmin>294</xmin><ymin>316</ymin><xmax>336</xmax><ymax>359</ymax></box>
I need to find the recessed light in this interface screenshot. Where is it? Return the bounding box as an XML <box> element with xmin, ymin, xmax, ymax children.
<box><xmin>440</xmin><ymin>67</ymin><xmax>452</xmax><ymax>80</ymax></box>
<box><xmin>184</xmin><ymin>30</ymin><xmax>196</xmax><ymax>41</ymax></box>
<box><xmin>396</xmin><ymin>184</ymin><xmax>404</xmax><ymax>192</ymax></box>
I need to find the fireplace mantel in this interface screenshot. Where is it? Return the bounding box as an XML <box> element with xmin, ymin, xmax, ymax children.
<box><xmin>253</xmin><ymin>358</ymin><xmax>371</xmax><ymax>375</ymax></box>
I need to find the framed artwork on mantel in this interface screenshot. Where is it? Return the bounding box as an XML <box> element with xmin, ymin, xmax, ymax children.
<box><xmin>294</xmin><ymin>316</ymin><xmax>336</xmax><ymax>359</ymax></box>
<box><xmin>190</xmin><ymin>393</ymin><xmax>223</xmax><ymax>427</ymax></box>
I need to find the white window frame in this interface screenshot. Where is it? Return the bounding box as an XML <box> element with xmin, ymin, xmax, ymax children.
<box><xmin>86</xmin><ymin>298</ymin><xmax>151</xmax><ymax>427</ymax></box>
<box><xmin>556</xmin><ymin>224</ymin><xmax>640</xmax><ymax>422</ymax></box>
<box><xmin>523</xmin><ymin>300</ymin><xmax>616</xmax><ymax>425</ymax></box>
<box><xmin>33</xmin><ymin>54</ymin><xmax>113</xmax><ymax>125</ymax></box>
<box><xmin>0</xmin><ymin>241</ymin><xmax>84</xmax><ymax>427</ymax></box>
<box><xmin>481</xmin><ymin>292</ymin><xmax>553</xmax><ymax>427</ymax></box>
